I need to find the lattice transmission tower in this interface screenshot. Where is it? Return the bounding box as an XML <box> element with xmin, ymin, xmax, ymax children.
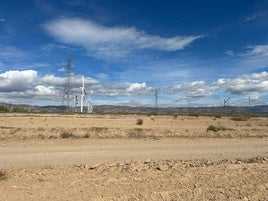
<box><xmin>154</xmin><ymin>89</ymin><xmax>158</xmax><ymax>109</ymax></box>
<box><xmin>62</xmin><ymin>57</ymin><xmax>73</xmax><ymax>111</ymax></box>
<box><xmin>154</xmin><ymin>89</ymin><xmax>158</xmax><ymax>114</ymax></box>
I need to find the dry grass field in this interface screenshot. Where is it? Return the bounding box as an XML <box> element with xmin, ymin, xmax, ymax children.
<box><xmin>1</xmin><ymin>113</ymin><xmax>267</xmax><ymax>139</ymax></box>
<box><xmin>0</xmin><ymin>113</ymin><xmax>268</xmax><ymax>200</ymax></box>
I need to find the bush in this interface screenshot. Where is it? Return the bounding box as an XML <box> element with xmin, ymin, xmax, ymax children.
<box><xmin>0</xmin><ymin>170</ymin><xmax>7</xmax><ymax>180</ymax></box>
<box><xmin>189</xmin><ymin>113</ymin><xmax>200</xmax><ymax>117</ymax></box>
<box><xmin>207</xmin><ymin>125</ymin><xmax>220</xmax><ymax>132</ymax></box>
<box><xmin>231</xmin><ymin>114</ymin><xmax>250</xmax><ymax>121</ymax></box>
<box><xmin>60</xmin><ymin>131</ymin><xmax>75</xmax><ymax>138</ymax></box>
<box><xmin>207</xmin><ymin>125</ymin><xmax>227</xmax><ymax>132</ymax></box>
<box><xmin>83</xmin><ymin>134</ymin><xmax>90</xmax><ymax>138</ymax></box>
<box><xmin>136</xmin><ymin>118</ymin><xmax>143</xmax><ymax>125</ymax></box>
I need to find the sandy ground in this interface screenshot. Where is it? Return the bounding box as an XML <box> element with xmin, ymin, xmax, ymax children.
<box><xmin>0</xmin><ymin>114</ymin><xmax>268</xmax><ymax>200</ymax></box>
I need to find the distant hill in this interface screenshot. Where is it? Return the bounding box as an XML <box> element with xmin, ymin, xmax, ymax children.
<box><xmin>0</xmin><ymin>103</ymin><xmax>267</xmax><ymax>116</ymax></box>
<box><xmin>93</xmin><ymin>105</ymin><xmax>268</xmax><ymax>116</ymax></box>
<box><xmin>0</xmin><ymin>103</ymin><xmax>268</xmax><ymax>116</ymax></box>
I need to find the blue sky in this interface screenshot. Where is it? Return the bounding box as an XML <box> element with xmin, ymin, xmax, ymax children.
<box><xmin>0</xmin><ymin>0</ymin><xmax>268</xmax><ymax>107</ymax></box>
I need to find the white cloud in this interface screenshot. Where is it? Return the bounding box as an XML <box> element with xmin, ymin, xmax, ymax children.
<box><xmin>41</xmin><ymin>43</ymin><xmax>76</xmax><ymax>52</ymax></box>
<box><xmin>245</xmin><ymin>44</ymin><xmax>268</xmax><ymax>57</ymax></box>
<box><xmin>34</xmin><ymin>85</ymin><xmax>56</xmax><ymax>95</ymax></box>
<box><xmin>172</xmin><ymin>81</ymin><xmax>212</xmax><ymax>98</ymax></box>
<box><xmin>224</xmin><ymin>50</ymin><xmax>234</xmax><ymax>56</ymax></box>
<box><xmin>226</xmin><ymin>44</ymin><xmax>268</xmax><ymax>66</ymax></box>
<box><xmin>41</xmin><ymin>74</ymin><xmax>65</xmax><ymax>86</ymax></box>
<box><xmin>0</xmin><ymin>70</ymin><xmax>61</xmax><ymax>104</ymax></box>
<box><xmin>213</xmin><ymin>71</ymin><xmax>268</xmax><ymax>94</ymax></box>
<box><xmin>1</xmin><ymin>70</ymin><xmax>267</xmax><ymax>106</ymax></box>
<box><xmin>242</xmin><ymin>12</ymin><xmax>267</xmax><ymax>23</ymax></box>
<box><xmin>43</xmin><ymin>18</ymin><xmax>203</xmax><ymax>59</ymax></box>
<box><xmin>0</xmin><ymin>18</ymin><xmax>5</xmax><ymax>22</ymax></box>
<box><xmin>126</xmin><ymin>82</ymin><xmax>147</xmax><ymax>92</ymax></box>
<box><xmin>0</xmin><ymin>70</ymin><xmax>38</xmax><ymax>92</ymax></box>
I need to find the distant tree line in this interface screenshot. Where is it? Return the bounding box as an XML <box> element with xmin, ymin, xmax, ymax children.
<box><xmin>0</xmin><ymin>104</ymin><xmax>28</xmax><ymax>113</ymax></box>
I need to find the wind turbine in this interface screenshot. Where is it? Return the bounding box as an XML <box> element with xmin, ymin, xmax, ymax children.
<box><xmin>80</xmin><ymin>75</ymin><xmax>93</xmax><ymax>113</ymax></box>
<box><xmin>80</xmin><ymin>75</ymin><xmax>86</xmax><ymax>113</ymax></box>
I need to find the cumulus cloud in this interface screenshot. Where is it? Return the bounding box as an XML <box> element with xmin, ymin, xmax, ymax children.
<box><xmin>172</xmin><ymin>81</ymin><xmax>212</xmax><ymax>98</ymax></box>
<box><xmin>126</xmin><ymin>82</ymin><xmax>147</xmax><ymax>92</ymax></box>
<box><xmin>0</xmin><ymin>70</ymin><xmax>38</xmax><ymax>92</ymax></box>
<box><xmin>1</xmin><ymin>70</ymin><xmax>267</xmax><ymax>106</ymax></box>
<box><xmin>41</xmin><ymin>74</ymin><xmax>65</xmax><ymax>86</ymax></box>
<box><xmin>91</xmin><ymin>82</ymin><xmax>152</xmax><ymax>97</ymax></box>
<box><xmin>43</xmin><ymin>18</ymin><xmax>203</xmax><ymax>59</ymax></box>
<box><xmin>0</xmin><ymin>70</ymin><xmax>61</xmax><ymax>104</ymax></box>
<box><xmin>0</xmin><ymin>70</ymin><xmax>152</xmax><ymax>105</ymax></box>
<box><xmin>213</xmin><ymin>71</ymin><xmax>268</xmax><ymax>94</ymax></box>
<box><xmin>34</xmin><ymin>85</ymin><xmax>56</xmax><ymax>95</ymax></box>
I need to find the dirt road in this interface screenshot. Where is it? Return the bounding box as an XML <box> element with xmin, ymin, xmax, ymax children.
<box><xmin>1</xmin><ymin>138</ymin><xmax>267</xmax><ymax>168</ymax></box>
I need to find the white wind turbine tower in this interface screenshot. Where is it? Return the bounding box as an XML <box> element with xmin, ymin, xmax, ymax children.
<box><xmin>80</xmin><ymin>75</ymin><xmax>93</xmax><ymax>113</ymax></box>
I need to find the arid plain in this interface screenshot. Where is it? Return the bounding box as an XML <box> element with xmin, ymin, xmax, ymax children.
<box><xmin>0</xmin><ymin>113</ymin><xmax>268</xmax><ymax>200</ymax></box>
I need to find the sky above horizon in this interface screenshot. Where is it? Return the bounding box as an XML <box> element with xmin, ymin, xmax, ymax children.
<box><xmin>0</xmin><ymin>0</ymin><xmax>268</xmax><ymax>107</ymax></box>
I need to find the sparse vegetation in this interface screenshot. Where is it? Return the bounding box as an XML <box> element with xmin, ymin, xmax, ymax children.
<box><xmin>60</xmin><ymin>131</ymin><xmax>75</xmax><ymax>139</ymax></box>
<box><xmin>0</xmin><ymin>170</ymin><xmax>7</xmax><ymax>181</ymax></box>
<box><xmin>207</xmin><ymin>125</ymin><xmax>227</xmax><ymax>132</ymax></box>
<box><xmin>136</xmin><ymin>118</ymin><xmax>143</xmax><ymax>125</ymax></box>
<box><xmin>9</xmin><ymin>128</ymin><xmax>21</xmax><ymax>135</ymax></box>
<box><xmin>37</xmin><ymin>134</ymin><xmax>45</xmax><ymax>139</ymax></box>
<box><xmin>12</xmin><ymin>106</ymin><xmax>28</xmax><ymax>113</ymax></box>
<box><xmin>231</xmin><ymin>114</ymin><xmax>250</xmax><ymax>121</ymax></box>
<box><xmin>246</xmin><ymin>123</ymin><xmax>252</xmax><ymax>127</ymax></box>
<box><xmin>83</xmin><ymin>133</ymin><xmax>90</xmax><ymax>138</ymax></box>
<box><xmin>0</xmin><ymin>105</ymin><xmax>9</xmax><ymax>112</ymax></box>
<box><xmin>128</xmin><ymin>128</ymin><xmax>146</xmax><ymax>138</ymax></box>
<box><xmin>190</xmin><ymin>113</ymin><xmax>200</xmax><ymax>117</ymax></box>
<box><xmin>90</xmin><ymin>127</ymin><xmax>108</xmax><ymax>132</ymax></box>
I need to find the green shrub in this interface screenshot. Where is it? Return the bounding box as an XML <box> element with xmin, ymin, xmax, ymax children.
<box><xmin>0</xmin><ymin>105</ymin><xmax>9</xmax><ymax>112</ymax></box>
<box><xmin>0</xmin><ymin>170</ymin><xmax>7</xmax><ymax>180</ymax></box>
<box><xmin>13</xmin><ymin>106</ymin><xmax>27</xmax><ymax>113</ymax></box>
<box><xmin>207</xmin><ymin>125</ymin><xmax>227</xmax><ymax>132</ymax></box>
<box><xmin>83</xmin><ymin>134</ymin><xmax>90</xmax><ymax>138</ymax></box>
<box><xmin>207</xmin><ymin>125</ymin><xmax>220</xmax><ymax>132</ymax></box>
<box><xmin>136</xmin><ymin>118</ymin><xmax>143</xmax><ymax>125</ymax></box>
<box><xmin>60</xmin><ymin>131</ymin><xmax>75</xmax><ymax>138</ymax></box>
<box><xmin>231</xmin><ymin>114</ymin><xmax>250</xmax><ymax>121</ymax></box>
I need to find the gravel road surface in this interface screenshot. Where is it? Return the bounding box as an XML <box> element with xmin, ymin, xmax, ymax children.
<box><xmin>1</xmin><ymin>138</ymin><xmax>267</xmax><ymax>168</ymax></box>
